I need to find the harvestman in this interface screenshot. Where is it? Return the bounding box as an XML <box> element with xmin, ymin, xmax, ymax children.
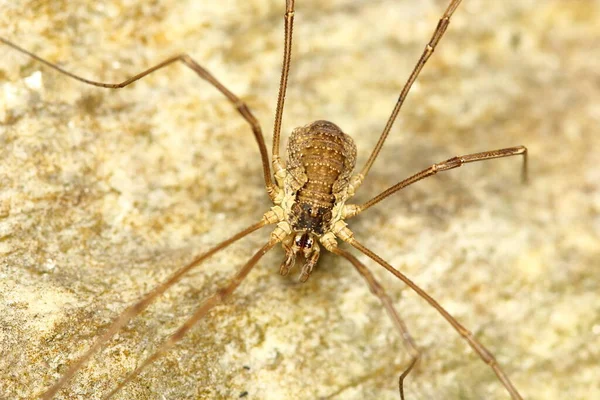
<box><xmin>1</xmin><ymin>0</ymin><xmax>528</xmax><ymax>398</ymax></box>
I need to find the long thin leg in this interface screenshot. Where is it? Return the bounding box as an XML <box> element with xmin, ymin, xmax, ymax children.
<box><xmin>0</xmin><ymin>37</ymin><xmax>276</xmax><ymax>195</ymax></box>
<box><xmin>360</xmin><ymin>0</ymin><xmax>463</xmax><ymax>180</ymax></box>
<box><xmin>271</xmin><ymin>0</ymin><xmax>295</xmax><ymax>166</ymax></box>
<box><xmin>104</xmin><ymin>240</ymin><xmax>278</xmax><ymax>399</ymax></box>
<box><xmin>347</xmin><ymin>238</ymin><xmax>523</xmax><ymax>400</ymax></box>
<box><xmin>331</xmin><ymin>247</ymin><xmax>420</xmax><ymax>400</ymax></box>
<box><xmin>349</xmin><ymin>146</ymin><xmax>527</xmax><ymax>217</ymax></box>
<box><xmin>40</xmin><ymin>220</ymin><xmax>269</xmax><ymax>400</ymax></box>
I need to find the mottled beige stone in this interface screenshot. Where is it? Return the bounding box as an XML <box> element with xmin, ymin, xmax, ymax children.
<box><xmin>1</xmin><ymin>1</ymin><xmax>599</xmax><ymax>400</ymax></box>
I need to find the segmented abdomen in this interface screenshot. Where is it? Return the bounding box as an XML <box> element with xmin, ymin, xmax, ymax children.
<box><xmin>287</xmin><ymin>120</ymin><xmax>356</xmax><ymax>209</ymax></box>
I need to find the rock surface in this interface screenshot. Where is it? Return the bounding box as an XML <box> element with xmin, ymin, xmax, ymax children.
<box><xmin>1</xmin><ymin>1</ymin><xmax>599</xmax><ymax>399</ymax></box>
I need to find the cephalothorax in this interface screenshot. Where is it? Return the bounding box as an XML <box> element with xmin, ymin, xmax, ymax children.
<box><xmin>1</xmin><ymin>0</ymin><xmax>530</xmax><ymax>399</ymax></box>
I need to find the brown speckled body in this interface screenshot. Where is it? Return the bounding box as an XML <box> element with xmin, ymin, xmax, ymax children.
<box><xmin>286</xmin><ymin>120</ymin><xmax>356</xmax><ymax>235</ymax></box>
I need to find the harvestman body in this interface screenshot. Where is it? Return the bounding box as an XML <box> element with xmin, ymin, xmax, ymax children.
<box><xmin>1</xmin><ymin>0</ymin><xmax>529</xmax><ymax>398</ymax></box>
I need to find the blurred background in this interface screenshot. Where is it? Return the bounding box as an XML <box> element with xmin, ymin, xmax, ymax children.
<box><xmin>1</xmin><ymin>1</ymin><xmax>599</xmax><ymax>399</ymax></box>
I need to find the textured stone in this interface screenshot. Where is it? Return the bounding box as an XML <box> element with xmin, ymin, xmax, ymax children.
<box><xmin>1</xmin><ymin>1</ymin><xmax>599</xmax><ymax>399</ymax></box>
